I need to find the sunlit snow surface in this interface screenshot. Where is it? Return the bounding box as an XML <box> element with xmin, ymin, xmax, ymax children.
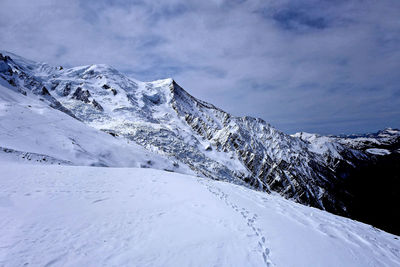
<box><xmin>0</xmin><ymin>164</ymin><xmax>399</xmax><ymax>267</ymax></box>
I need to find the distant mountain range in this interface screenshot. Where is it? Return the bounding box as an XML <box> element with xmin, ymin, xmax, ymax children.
<box><xmin>1</xmin><ymin>51</ymin><xmax>399</xmax><ymax>234</ymax></box>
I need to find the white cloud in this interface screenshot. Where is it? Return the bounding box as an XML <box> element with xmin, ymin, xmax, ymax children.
<box><xmin>1</xmin><ymin>0</ymin><xmax>399</xmax><ymax>134</ymax></box>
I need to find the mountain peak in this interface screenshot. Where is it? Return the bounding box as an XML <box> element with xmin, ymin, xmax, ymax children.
<box><xmin>2</xmin><ymin>51</ymin><xmax>400</xmax><ymax>235</ymax></box>
<box><xmin>0</xmin><ymin>51</ymin><xmax>352</xmax><ymax>213</ymax></box>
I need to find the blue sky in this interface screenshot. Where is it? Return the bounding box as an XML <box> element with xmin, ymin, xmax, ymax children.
<box><xmin>1</xmin><ymin>0</ymin><xmax>399</xmax><ymax>134</ymax></box>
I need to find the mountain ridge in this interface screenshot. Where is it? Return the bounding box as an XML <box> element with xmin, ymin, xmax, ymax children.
<box><xmin>1</xmin><ymin>50</ymin><xmax>399</xmax><ymax>234</ymax></box>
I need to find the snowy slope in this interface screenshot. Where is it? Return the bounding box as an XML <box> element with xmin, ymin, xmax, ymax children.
<box><xmin>0</xmin><ymin>81</ymin><xmax>191</xmax><ymax>173</ymax></box>
<box><xmin>0</xmin><ymin>163</ymin><xmax>399</xmax><ymax>267</ymax></box>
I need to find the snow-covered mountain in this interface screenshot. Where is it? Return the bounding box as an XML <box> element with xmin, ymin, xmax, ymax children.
<box><xmin>293</xmin><ymin>128</ymin><xmax>400</xmax><ymax>160</ymax></box>
<box><xmin>0</xmin><ymin>72</ymin><xmax>192</xmax><ymax>173</ymax></box>
<box><xmin>0</xmin><ymin>51</ymin><xmax>347</xmax><ymax>212</ymax></box>
<box><xmin>1</xmin><ymin>51</ymin><xmax>400</xmax><ymax>266</ymax></box>
<box><xmin>1</xmin><ymin>51</ymin><xmax>399</xmax><ymax>234</ymax></box>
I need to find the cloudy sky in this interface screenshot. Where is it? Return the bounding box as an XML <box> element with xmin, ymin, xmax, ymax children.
<box><xmin>1</xmin><ymin>0</ymin><xmax>399</xmax><ymax>134</ymax></box>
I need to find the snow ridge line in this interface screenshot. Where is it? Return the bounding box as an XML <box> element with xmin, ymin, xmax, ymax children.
<box><xmin>197</xmin><ymin>178</ymin><xmax>273</xmax><ymax>267</ymax></box>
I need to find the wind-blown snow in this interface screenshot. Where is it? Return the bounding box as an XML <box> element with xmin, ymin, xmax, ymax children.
<box><xmin>0</xmin><ymin>163</ymin><xmax>399</xmax><ymax>267</ymax></box>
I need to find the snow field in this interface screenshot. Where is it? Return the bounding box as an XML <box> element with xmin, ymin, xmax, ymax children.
<box><xmin>1</xmin><ymin>164</ymin><xmax>399</xmax><ymax>267</ymax></box>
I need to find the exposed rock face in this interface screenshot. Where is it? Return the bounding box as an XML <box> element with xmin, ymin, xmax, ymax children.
<box><xmin>1</xmin><ymin>51</ymin><xmax>399</xmax><ymax>234</ymax></box>
<box><xmin>92</xmin><ymin>99</ymin><xmax>104</xmax><ymax>111</ymax></box>
<box><xmin>0</xmin><ymin>53</ymin><xmax>12</xmax><ymax>62</ymax></box>
<box><xmin>72</xmin><ymin>87</ymin><xmax>91</xmax><ymax>103</ymax></box>
<box><xmin>102</xmin><ymin>84</ymin><xmax>117</xmax><ymax>95</ymax></box>
<box><xmin>62</xmin><ymin>83</ymin><xmax>72</xmax><ymax>96</ymax></box>
<box><xmin>0</xmin><ymin>61</ymin><xmax>12</xmax><ymax>74</ymax></box>
<box><xmin>167</xmin><ymin>81</ymin><xmax>348</xmax><ymax>211</ymax></box>
<box><xmin>0</xmin><ymin>52</ymin><xmax>78</xmax><ymax>119</ymax></box>
<box><xmin>41</xmin><ymin>86</ymin><xmax>50</xmax><ymax>96</ymax></box>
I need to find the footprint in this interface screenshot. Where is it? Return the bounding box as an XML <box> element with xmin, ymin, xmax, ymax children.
<box><xmin>92</xmin><ymin>198</ymin><xmax>109</xmax><ymax>204</ymax></box>
<box><xmin>198</xmin><ymin>180</ymin><xmax>273</xmax><ymax>266</ymax></box>
<box><xmin>263</xmin><ymin>253</ymin><xmax>268</xmax><ymax>264</ymax></box>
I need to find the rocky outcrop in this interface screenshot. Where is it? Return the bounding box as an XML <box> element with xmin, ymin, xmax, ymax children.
<box><xmin>72</xmin><ymin>87</ymin><xmax>91</xmax><ymax>103</ymax></box>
